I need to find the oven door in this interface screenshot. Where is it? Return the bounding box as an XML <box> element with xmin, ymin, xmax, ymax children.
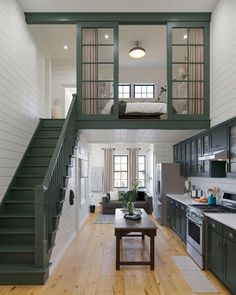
<box><xmin>186</xmin><ymin>214</ymin><xmax>203</xmax><ymax>255</ymax></box>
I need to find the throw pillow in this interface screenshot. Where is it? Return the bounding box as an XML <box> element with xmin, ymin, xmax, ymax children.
<box><xmin>137</xmin><ymin>191</ymin><xmax>145</xmax><ymax>201</ymax></box>
<box><xmin>109</xmin><ymin>190</ymin><xmax>119</xmax><ymax>201</ymax></box>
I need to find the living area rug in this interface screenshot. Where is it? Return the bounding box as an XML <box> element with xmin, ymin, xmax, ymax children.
<box><xmin>172</xmin><ymin>256</ymin><xmax>219</xmax><ymax>293</ymax></box>
<box><xmin>94</xmin><ymin>214</ymin><xmax>115</xmax><ymax>224</ymax></box>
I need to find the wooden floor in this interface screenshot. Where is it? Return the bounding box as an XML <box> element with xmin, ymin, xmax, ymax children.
<box><xmin>0</xmin><ymin>211</ymin><xmax>231</xmax><ymax>295</ymax></box>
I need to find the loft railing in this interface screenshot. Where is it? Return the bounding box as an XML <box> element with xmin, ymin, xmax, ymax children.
<box><xmin>34</xmin><ymin>95</ymin><xmax>77</xmax><ymax>268</ymax></box>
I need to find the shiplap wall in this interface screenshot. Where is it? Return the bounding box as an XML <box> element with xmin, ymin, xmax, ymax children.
<box><xmin>210</xmin><ymin>0</ymin><xmax>236</xmax><ymax>127</ymax></box>
<box><xmin>0</xmin><ymin>0</ymin><xmax>48</xmax><ymax>202</ymax></box>
<box><xmin>51</xmin><ymin>61</ymin><xmax>76</xmax><ymax>118</ymax></box>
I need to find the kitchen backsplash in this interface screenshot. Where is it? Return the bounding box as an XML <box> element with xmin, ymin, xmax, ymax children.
<box><xmin>189</xmin><ymin>177</ymin><xmax>236</xmax><ymax>196</ymax></box>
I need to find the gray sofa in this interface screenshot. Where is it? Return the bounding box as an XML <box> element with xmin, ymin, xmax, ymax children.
<box><xmin>102</xmin><ymin>191</ymin><xmax>153</xmax><ymax>214</ymax></box>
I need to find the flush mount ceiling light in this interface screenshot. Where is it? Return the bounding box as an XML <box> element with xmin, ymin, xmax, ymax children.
<box><xmin>129</xmin><ymin>41</ymin><xmax>146</xmax><ymax>59</ymax></box>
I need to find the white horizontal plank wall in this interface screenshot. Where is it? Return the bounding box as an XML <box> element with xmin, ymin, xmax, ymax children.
<box><xmin>154</xmin><ymin>143</ymin><xmax>174</xmax><ymax>163</ymax></box>
<box><xmin>0</xmin><ymin>0</ymin><xmax>48</xmax><ymax>202</ymax></box>
<box><xmin>51</xmin><ymin>61</ymin><xmax>76</xmax><ymax>118</ymax></box>
<box><xmin>210</xmin><ymin>0</ymin><xmax>236</xmax><ymax>126</ymax></box>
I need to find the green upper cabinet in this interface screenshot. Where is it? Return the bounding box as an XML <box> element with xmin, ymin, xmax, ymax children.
<box><xmin>167</xmin><ymin>22</ymin><xmax>209</xmax><ymax>120</ymax></box>
<box><xmin>210</xmin><ymin>124</ymin><xmax>227</xmax><ymax>152</ymax></box>
<box><xmin>227</xmin><ymin>119</ymin><xmax>236</xmax><ymax>177</ymax></box>
<box><xmin>77</xmin><ymin>22</ymin><xmax>118</xmax><ymax>120</ymax></box>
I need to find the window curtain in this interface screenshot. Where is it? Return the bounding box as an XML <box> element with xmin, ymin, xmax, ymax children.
<box><xmin>103</xmin><ymin>149</ymin><xmax>114</xmax><ymax>193</ymax></box>
<box><xmin>128</xmin><ymin>148</ymin><xmax>139</xmax><ymax>190</ymax></box>
<box><xmin>82</xmin><ymin>28</ymin><xmax>98</xmax><ymax>114</ymax></box>
<box><xmin>188</xmin><ymin>28</ymin><xmax>204</xmax><ymax>115</ymax></box>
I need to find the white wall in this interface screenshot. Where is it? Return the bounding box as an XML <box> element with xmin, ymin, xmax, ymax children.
<box><xmin>51</xmin><ymin>61</ymin><xmax>76</xmax><ymax>118</ymax></box>
<box><xmin>0</xmin><ymin>0</ymin><xmax>49</xmax><ymax>202</ymax></box>
<box><xmin>210</xmin><ymin>0</ymin><xmax>236</xmax><ymax>127</ymax></box>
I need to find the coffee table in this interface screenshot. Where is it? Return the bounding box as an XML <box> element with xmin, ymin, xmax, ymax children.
<box><xmin>114</xmin><ymin>208</ymin><xmax>157</xmax><ymax>270</ymax></box>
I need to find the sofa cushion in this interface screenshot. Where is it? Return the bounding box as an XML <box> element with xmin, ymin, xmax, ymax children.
<box><xmin>106</xmin><ymin>200</ymin><xmax>123</xmax><ymax>209</ymax></box>
<box><xmin>134</xmin><ymin>201</ymin><xmax>147</xmax><ymax>208</ymax></box>
<box><xmin>110</xmin><ymin>191</ymin><xmax>119</xmax><ymax>201</ymax></box>
<box><xmin>137</xmin><ymin>191</ymin><xmax>145</xmax><ymax>201</ymax></box>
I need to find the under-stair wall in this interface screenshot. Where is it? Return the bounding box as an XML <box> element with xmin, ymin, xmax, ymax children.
<box><xmin>0</xmin><ymin>96</ymin><xmax>77</xmax><ymax>284</ymax></box>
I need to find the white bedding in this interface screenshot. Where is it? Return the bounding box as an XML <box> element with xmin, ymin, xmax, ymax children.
<box><xmin>101</xmin><ymin>100</ymin><xmax>167</xmax><ymax>114</ymax></box>
<box><xmin>125</xmin><ymin>102</ymin><xmax>167</xmax><ymax>114</ymax></box>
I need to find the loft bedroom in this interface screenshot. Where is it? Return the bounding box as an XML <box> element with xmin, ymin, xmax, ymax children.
<box><xmin>28</xmin><ymin>13</ymin><xmax>210</xmax><ymax>130</ymax></box>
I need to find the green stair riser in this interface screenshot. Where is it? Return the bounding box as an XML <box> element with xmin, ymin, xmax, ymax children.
<box><xmin>40</xmin><ymin>119</ymin><xmax>64</xmax><ymax>128</ymax></box>
<box><xmin>69</xmin><ymin>156</ymin><xmax>75</xmax><ymax>166</ymax></box>
<box><xmin>32</xmin><ymin>138</ymin><xmax>58</xmax><ymax>145</ymax></box>
<box><xmin>28</xmin><ymin>147</ymin><xmax>55</xmax><ymax>155</ymax></box>
<box><xmin>60</xmin><ymin>189</ymin><xmax>66</xmax><ymax>201</ymax></box>
<box><xmin>2</xmin><ymin>203</ymin><xmax>34</xmax><ymax>214</ymax></box>
<box><xmin>63</xmin><ymin>177</ymin><xmax>69</xmax><ymax>189</ymax></box>
<box><xmin>0</xmin><ymin>253</ymin><xmax>34</xmax><ymax>265</ymax></box>
<box><xmin>36</xmin><ymin>130</ymin><xmax>61</xmax><ymax>137</ymax></box>
<box><xmin>8</xmin><ymin>189</ymin><xmax>34</xmax><ymax>199</ymax></box>
<box><xmin>0</xmin><ymin>269</ymin><xmax>49</xmax><ymax>285</ymax></box>
<box><xmin>23</xmin><ymin>156</ymin><xmax>52</xmax><ymax>165</ymax></box>
<box><xmin>14</xmin><ymin>177</ymin><xmax>44</xmax><ymax>187</ymax></box>
<box><xmin>0</xmin><ymin>234</ymin><xmax>34</xmax><ymax>246</ymax></box>
<box><xmin>66</xmin><ymin>166</ymin><xmax>72</xmax><ymax>177</ymax></box>
<box><xmin>19</xmin><ymin>166</ymin><xmax>48</xmax><ymax>175</ymax></box>
<box><xmin>0</xmin><ymin>218</ymin><xmax>34</xmax><ymax>229</ymax></box>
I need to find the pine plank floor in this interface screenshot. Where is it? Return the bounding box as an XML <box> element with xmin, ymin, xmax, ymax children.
<box><xmin>0</xmin><ymin>211</ymin><xmax>231</xmax><ymax>295</ymax></box>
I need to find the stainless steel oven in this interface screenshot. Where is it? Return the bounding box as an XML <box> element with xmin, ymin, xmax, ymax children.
<box><xmin>186</xmin><ymin>210</ymin><xmax>204</xmax><ymax>268</ymax></box>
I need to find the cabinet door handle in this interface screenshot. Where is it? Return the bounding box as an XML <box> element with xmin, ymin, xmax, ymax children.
<box><xmin>229</xmin><ymin>232</ymin><xmax>234</xmax><ymax>239</ymax></box>
<box><xmin>212</xmin><ymin>223</ymin><xmax>216</xmax><ymax>229</ymax></box>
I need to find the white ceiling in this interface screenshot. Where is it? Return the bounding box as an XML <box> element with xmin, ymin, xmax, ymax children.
<box><xmin>80</xmin><ymin>129</ymin><xmax>200</xmax><ymax>143</ymax></box>
<box><xmin>18</xmin><ymin>0</ymin><xmax>218</xmax><ymax>12</ymax></box>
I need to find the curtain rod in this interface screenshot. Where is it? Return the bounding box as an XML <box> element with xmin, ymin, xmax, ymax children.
<box><xmin>127</xmin><ymin>148</ymin><xmax>141</xmax><ymax>150</ymax></box>
<box><xmin>102</xmin><ymin>148</ymin><xmax>115</xmax><ymax>150</ymax></box>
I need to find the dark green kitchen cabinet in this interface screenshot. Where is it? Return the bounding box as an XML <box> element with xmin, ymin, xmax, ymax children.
<box><xmin>210</xmin><ymin>124</ymin><xmax>227</xmax><ymax>152</ymax></box>
<box><xmin>207</xmin><ymin>218</ymin><xmax>236</xmax><ymax>294</ymax></box>
<box><xmin>167</xmin><ymin>197</ymin><xmax>186</xmax><ymax>242</ymax></box>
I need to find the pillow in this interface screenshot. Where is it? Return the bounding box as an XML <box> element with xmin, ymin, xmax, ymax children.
<box><xmin>109</xmin><ymin>190</ymin><xmax>119</xmax><ymax>201</ymax></box>
<box><xmin>101</xmin><ymin>100</ymin><xmax>113</xmax><ymax>114</ymax></box>
<box><xmin>137</xmin><ymin>191</ymin><xmax>145</xmax><ymax>201</ymax></box>
<box><xmin>106</xmin><ymin>192</ymin><xmax>111</xmax><ymax>201</ymax></box>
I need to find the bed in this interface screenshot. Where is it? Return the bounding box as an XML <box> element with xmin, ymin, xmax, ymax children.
<box><xmin>102</xmin><ymin>100</ymin><xmax>168</xmax><ymax>119</ymax></box>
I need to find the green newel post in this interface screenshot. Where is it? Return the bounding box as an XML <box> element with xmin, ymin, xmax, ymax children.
<box><xmin>34</xmin><ymin>185</ymin><xmax>48</xmax><ymax>268</ymax></box>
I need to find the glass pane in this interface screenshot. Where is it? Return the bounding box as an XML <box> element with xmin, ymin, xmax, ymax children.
<box><xmin>139</xmin><ymin>156</ymin><xmax>145</xmax><ymax>164</ymax></box>
<box><xmin>98</xmin><ymin>46</ymin><xmax>113</xmax><ymax>62</ymax></box>
<box><xmin>98</xmin><ymin>64</ymin><xmax>113</xmax><ymax>80</ymax></box>
<box><xmin>139</xmin><ymin>180</ymin><xmax>145</xmax><ymax>187</ymax></box>
<box><xmin>97</xmin><ymin>99</ymin><xmax>113</xmax><ymax>114</ymax></box>
<box><xmin>82</xmin><ymin>28</ymin><xmax>97</xmax><ymax>44</ymax></box>
<box><xmin>172</xmin><ymin>64</ymin><xmax>188</xmax><ymax>80</ymax></box>
<box><xmin>82</xmin><ymin>82</ymin><xmax>113</xmax><ymax>98</ymax></box>
<box><xmin>82</xmin><ymin>46</ymin><xmax>97</xmax><ymax>62</ymax></box>
<box><xmin>139</xmin><ymin>164</ymin><xmax>144</xmax><ymax>171</ymax></box>
<box><xmin>98</xmin><ymin>29</ymin><xmax>113</xmax><ymax>44</ymax></box>
<box><xmin>172</xmin><ymin>46</ymin><xmax>187</xmax><ymax>62</ymax></box>
<box><xmin>121</xmin><ymin>180</ymin><xmax>127</xmax><ymax>187</ymax></box>
<box><xmin>121</xmin><ymin>172</ymin><xmax>127</xmax><ymax>180</ymax></box>
<box><xmin>81</xmin><ymin>99</ymin><xmax>99</xmax><ymax>114</ymax></box>
<box><xmin>172</xmin><ymin>99</ymin><xmax>188</xmax><ymax>115</ymax></box>
<box><xmin>121</xmin><ymin>156</ymin><xmax>127</xmax><ymax>163</ymax></box>
<box><xmin>172</xmin><ymin>28</ymin><xmax>188</xmax><ymax>44</ymax></box>
<box><xmin>135</xmin><ymin>93</ymin><xmax>142</xmax><ymax>98</ymax></box>
<box><xmin>121</xmin><ymin>164</ymin><xmax>127</xmax><ymax>171</ymax></box>
<box><xmin>147</xmin><ymin>86</ymin><xmax>153</xmax><ymax>92</ymax></box>
<box><xmin>114</xmin><ymin>180</ymin><xmax>120</xmax><ymax>187</ymax></box>
<box><xmin>188</xmin><ymin>46</ymin><xmax>204</xmax><ymax>62</ymax></box>
<box><xmin>115</xmin><ymin>164</ymin><xmax>120</xmax><ymax>171</ymax></box>
<box><xmin>188</xmin><ymin>28</ymin><xmax>204</xmax><ymax>44</ymax></box>
<box><xmin>188</xmin><ymin>64</ymin><xmax>204</xmax><ymax>81</ymax></box>
<box><xmin>98</xmin><ymin>82</ymin><xmax>113</xmax><ymax>98</ymax></box>
<box><xmin>139</xmin><ymin>172</ymin><xmax>144</xmax><ymax>179</ymax></box>
<box><xmin>135</xmin><ymin>85</ymin><xmax>141</xmax><ymax>93</ymax></box>
<box><xmin>172</xmin><ymin>82</ymin><xmax>188</xmax><ymax>98</ymax></box>
<box><xmin>82</xmin><ymin>64</ymin><xmax>98</xmax><ymax>80</ymax></box>
<box><xmin>114</xmin><ymin>157</ymin><xmax>120</xmax><ymax>163</ymax></box>
<box><xmin>188</xmin><ymin>82</ymin><xmax>204</xmax><ymax>98</ymax></box>
<box><xmin>188</xmin><ymin>99</ymin><xmax>204</xmax><ymax>114</ymax></box>
<box><xmin>114</xmin><ymin>172</ymin><xmax>120</xmax><ymax>179</ymax></box>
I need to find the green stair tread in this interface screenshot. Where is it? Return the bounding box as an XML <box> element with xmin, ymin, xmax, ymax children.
<box><xmin>30</xmin><ymin>145</ymin><xmax>56</xmax><ymax>148</ymax></box>
<box><xmin>0</xmin><ymin>264</ymin><xmax>50</xmax><ymax>273</ymax></box>
<box><xmin>16</xmin><ymin>175</ymin><xmax>44</xmax><ymax>178</ymax></box>
<box><xmin>0</xmin><ymin>245</ymin><xmax>34</xmax><ymax>253</ymax></box>
<box><xmin>33</xmin><ymin>136</ymin><xmax>58</xmax><ymax>139</ymax></box>
<box><xmin>11</xmin><ymin>187</ymin><xmax>34</xmax><ymax>190</ymax></box>
<box><xmin>21</xmin><ymin>164</ymin><xmax>49</xmax><ymax>167</ymax></box>
<box><xmin>0</xmin><ymin>213</ymin><xmax>34</xmax><ymax>218</ymax></box>
<box><xmin>25</xmin><ymin>154</ymin><xmax>52</xmax><ymax>157</ymax></box>
<box><xmin>0</xmin><ymin>228</ymin><xmax>34</xmax><ymax>234</ymax></box>
<box><xmin>4</xmin><ymin>200</ymin><xmax>34</xmax><ymax>204</ymax></box>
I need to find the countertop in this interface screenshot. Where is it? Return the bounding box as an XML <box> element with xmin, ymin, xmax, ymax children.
<box><xmin>167</xmin><ymin>194</ymin><xmax>236</xmax><ymax>231</ymax></box>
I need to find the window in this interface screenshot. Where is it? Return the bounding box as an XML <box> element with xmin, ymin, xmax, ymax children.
<box><xmin>114</xmin><ymin>155</ymin><xmax>128</xmax><ymax>188</ymax></box>
<box><xmin>119</xmin><ymin>84</ymin><xmax>131</xmax><ymax>98</ymax></box>
<box><xmin>138</xmin><ymin>155</ymin><xmax>146</xmax><ymax>188</ymax></box>
<box><xmin>134</xmin><ymin>84</ymin><xmax>155</xmax><ymax>98</ymax></box>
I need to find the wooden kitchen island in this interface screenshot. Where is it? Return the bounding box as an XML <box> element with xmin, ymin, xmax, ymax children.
<box><xmin>114</xmin><ymin>208</ymin><xmax>157</xmax><ymax>270</ymax></box>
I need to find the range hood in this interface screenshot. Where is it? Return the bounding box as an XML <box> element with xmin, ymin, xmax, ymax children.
<box><xmin>199</xmin><ymin>149</ymin><xmax>228</xmax><ymax>161</ymax></box>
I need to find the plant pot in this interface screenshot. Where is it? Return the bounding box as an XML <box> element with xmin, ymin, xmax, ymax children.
<box><xmin>90</xmin><ymin>205</ymin><xmax>96</xmax><ymax>213</ymax></box>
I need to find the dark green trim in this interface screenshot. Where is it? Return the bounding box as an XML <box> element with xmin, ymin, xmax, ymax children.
<box><xmin>76</xmin><ymin>119</ymin><xmax>210</xmax><ymax>129</ymax></box>
<box><xmin>25</xmin><ymin>13</ymin><xmax>211</xmax><ymax>24</ymax></box>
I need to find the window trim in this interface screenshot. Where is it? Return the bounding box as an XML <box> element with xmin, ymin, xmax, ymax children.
<box><xmin>134</xmin><ymin>83</ymin><xmax>155</xmax><ymax>99</ymax></box>
<box><xmin>118</xmin><ymin>83</ymin><xmax>131</xmax><ymax>99</ymax></box>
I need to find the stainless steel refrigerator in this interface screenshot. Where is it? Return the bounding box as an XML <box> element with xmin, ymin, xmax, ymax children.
<box><xmin>154</xmin><ymin>163</ymin><xmax>185</xmax><ymax>225</ymax></box>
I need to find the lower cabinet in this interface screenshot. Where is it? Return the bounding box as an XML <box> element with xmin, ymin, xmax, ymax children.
<box><xmin>207</xmin><ymin>218</ymin><xmax>236</xmax><ymax>294</ymax></box>
<box><xmin>167</xmin><ymin>197</ymin><xmax>187</xmax><ymax>241</ymax></box>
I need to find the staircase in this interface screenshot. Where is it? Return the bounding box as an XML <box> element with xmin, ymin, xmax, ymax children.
<box><xmin>0</xmin><ymin>97</ymin><xmax>77</xmax><ymax>284</ymax></box>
